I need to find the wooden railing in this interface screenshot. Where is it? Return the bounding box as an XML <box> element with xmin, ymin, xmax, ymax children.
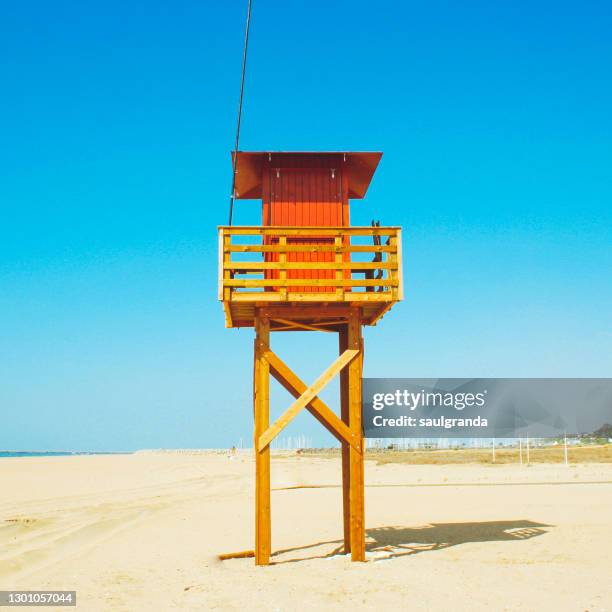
<box><xmin>218</xmin><ymin>226</ymin><xmax>403</xmax><ymax>303</ymax></box>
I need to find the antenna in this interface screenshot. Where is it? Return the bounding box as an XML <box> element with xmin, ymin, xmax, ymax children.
<box><xmin>228</xmin><ymin>0</ymin><xmax>253</xmax><ymax>225</ymax></box>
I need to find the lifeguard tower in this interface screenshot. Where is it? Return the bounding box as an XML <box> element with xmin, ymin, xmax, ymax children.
<box><xmin>219</xmin><ymin>151</ymin><xmax>403</xmax><ymax>564</ymax></box>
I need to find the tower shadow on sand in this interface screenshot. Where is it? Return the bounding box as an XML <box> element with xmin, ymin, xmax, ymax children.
<box><xmin>269</xmin><ymin>520</ymin><xmax>552</xmax><ymax>564</ymax></box>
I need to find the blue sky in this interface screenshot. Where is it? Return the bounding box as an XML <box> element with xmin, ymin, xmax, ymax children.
<box><xmin>1</xmin><ymin>0</ymin><xmax>611</xmax><ymax>450</ymax></box>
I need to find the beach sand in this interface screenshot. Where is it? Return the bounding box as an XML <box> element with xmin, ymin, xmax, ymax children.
<box><xmin>1</xmin><ymin>452</ymin><xmax>611</xmax><ymax>611</ymax></box>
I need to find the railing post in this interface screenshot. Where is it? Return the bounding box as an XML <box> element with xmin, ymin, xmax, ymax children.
<box><xmin>279</xmin><ymin>235</ymin><xmax>288</xmax><ymax>301</ymax></box>
<box><xmin>218</xmin><ymin>228</ymin><xmax>224</xmax><ymax>301</ymax></box>
<box><xmin>395</xmin><ymin>228</ymin><xmax>403</xmax><ymax>300</ymax></box>
<box><xmin>223</xmin><ymin>230</ymin><xmax>232</xmax><ymax>302</ymax></box>
<box><xmin>335</xmin><ymin>233</ymin><xmax>344</xmax><ymax>300</ymax></box>
<box><xmin>388</xmin><ymin>231</ymin><xmax>398</xmax><ymax>300</ymax></box>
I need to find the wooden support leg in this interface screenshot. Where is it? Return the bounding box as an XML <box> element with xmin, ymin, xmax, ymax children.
<box><xmin>254</xmin><ymin>314</ymin><xmax>271</xmax><ymax>565</ymax></box>
<box><xmin>348</xmin><ymin>309</ymin><xmax>365</xmax><ymax>561</ymax></box>
<box><xmin>339</xmin><ymin>325</ymin><xmax>351</xmax><ymax>554</ymax></box>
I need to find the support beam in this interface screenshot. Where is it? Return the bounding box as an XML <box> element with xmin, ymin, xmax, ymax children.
<box><xmin>339</xmin><ymin>325</ymin><xmax>351</xmax><ymax>554</ymax></box>
<box><xmin>261</xmin><ymin>305</ymin><xmax>353</xmax><ymax>320</ymax></box>
<box><xmin>348</xmin><ymin>309</ymin><xmax>365</xmax><ymax>561</ymax></box>
<box><xmin>249</xmin><ymin>308</ymin><xmax>366</xmax><ymax>566</ymax></box>
<box><xmin>263</xmin><ymin>349</ymin><xmax>360</xmax><ymax>451</ymax></box>
<box><xmin>254</xmin><ymin>315</ymin><xmax>271</xmax><ymax>565</ymax></box>
<box><xmin>270</xmin><ymin>318</ymin><xmax>334</xmax><ymax>333</ymax></box>
<box><xmin>257</xmin><ymin>349</ymin><xmax>359</xmax><ymax>451</ymax></box>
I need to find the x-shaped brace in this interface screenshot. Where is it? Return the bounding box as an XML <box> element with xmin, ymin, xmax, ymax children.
<box><xmin>257</xmin><ymin>349</ymin><xmax>360</xmax><ymax>452</ymax></box>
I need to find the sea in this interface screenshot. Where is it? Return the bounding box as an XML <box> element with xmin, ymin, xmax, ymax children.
<box><xmin>0</xmin><ymin>451</ymin><xmax>129</xmax><ymax>458</ymax></box>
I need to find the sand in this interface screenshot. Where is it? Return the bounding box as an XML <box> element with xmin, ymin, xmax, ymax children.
<box><xmin>1</xmin><ymin>452</ymin><xmax>611</xmax><ymax>611</ymax></box>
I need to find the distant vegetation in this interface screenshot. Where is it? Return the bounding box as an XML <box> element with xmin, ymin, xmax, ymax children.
<box><xmin>367</xmin><ymin>444</ymin><xmax>612</xmax><ymax>465</ymax></box>
<box><xmin>300</xmin><ymin>444</ymin><xmax>612</xmax><ymax>465</ymax></box>
<box><xmin>593</xmin><ymin>423</ymin><xmax>612</xmax><ymax>439</ymax></box>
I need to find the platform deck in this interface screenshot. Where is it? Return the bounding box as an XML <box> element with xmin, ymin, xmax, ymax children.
<box><xmin>219</xmin><ymin>226</ymin><xmax>403</xmax><ymax>329</ymax></box>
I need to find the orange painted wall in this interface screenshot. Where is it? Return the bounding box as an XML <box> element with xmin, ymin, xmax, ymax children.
<box><xmin>261</xmin><ymin>154</ymin><xmax>350</xmax><ymax>292</ymax></box>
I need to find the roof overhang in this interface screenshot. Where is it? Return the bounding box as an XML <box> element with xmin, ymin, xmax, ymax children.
<box><xmin>231</xmin><ymin>151</ymin><xmax>382</xmax><ymax>200</ymax></box>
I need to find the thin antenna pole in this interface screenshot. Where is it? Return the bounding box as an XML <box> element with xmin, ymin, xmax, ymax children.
<box><xmin>228</xmin><ymin>0</ymin><xmax>253</xmax><ymax>225</ymax></box>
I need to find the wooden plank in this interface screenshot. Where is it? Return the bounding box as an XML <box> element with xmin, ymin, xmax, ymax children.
<box><xmin>367</xmin><ymin>301</ymin><xmax>395</xmax><ymax>326</ymax></box>
<box><xmin>218</xmin><ymin>550</ymin><xmax>255</xmax><ymax>561</ymax></box>
<box><xmin>218</xmin><ymin>228</ymin><xmax>224</xmax><ymax>301</ymax></box>
<box><xmin>219</xmin><ymin>225</ymin><xmax>401</xmax><ymax>236</ymax></box>
<box><xmin>230</xmin><ymin>269</ymin><xmax>391</xmax><ymax>277</ymax></box>
<box><xmin>339</xmin><ymin>325</ymin><xmax>351</xmax><ymax>554</ymax></box>
<box><xmin>257</xmin><ymin>349</ymin><xmax>359</xmax><ymax>450</ymax></box>
<box><xmin>223</xmin><ymin>232</ymin><xmax>231</xmax><ymax>303</ymax></box>
<box><xmin>254</xmin><ymin>315</ymin><xmax>271</xmax><ymax>565</ymax></box>
<box><xmin>227</xmin><ymin>245</ymin><xmax>395</xmax><ymax>253</ymax></box>
<box><xmin>226</xmin><ymin>305</ymin><xmax>394</xmax><ymax>329</ymax></box>
<box><xmin>261</xmin><ymin>305</ymin><xmax>353</xmax><ymax>319</ymax></box>
<box><xmin>270</xmin><ymin>318</ymin><xmax>334</xmax><ymax>333</ymax></box>
<box><xmin>334</xmin><ymin>235</ymin><xmax>344</xmax><ymax>300</ymax></box>
<box><xmin>332</xmin><ymin>292</ymin><xmax>394</xmax><ymax>302</ymax></box>
<box><xmin>225</xmin><ymin>262</ymin><xmax>396</xmax><ymax>271</ymax></box>
<box><xmin>309</xmin><ymin>318</ymin><xmax>349</xmax><ymax>327</ymax></box>
<box><xmin>225</xmin><ymin>278</ymin><xmax>399</xmax><ymax>288</ymax></box>
<box><xmin>222</xmin><ymin>300</ymin><xmax>233</xmax><ymax>328</ymax></box>
<box><xmin>388</xmin><ymin>233</ymin><xmax>398</xmax><ymax>300</ymax></box>
<box><xmin>229</xmin><ymin>292</ymin><xmax>395</xmax><ymax>303</ymax></box>
<box><xmin>278</xmin><ymin>235</ymin><xmax>287</xmax><ymax>301</ymax></box>
<box><xmin>263</xmin><ymin>349</ymin><xmax>360</xmax><ymax>452</ymax></box>
<box><xmin>396</xmin><ymin>227</ymin><xmax>404</xmax><ymax>300</ymax></box>
<box><xmin>347</xmin><ymin>310</ymin><xmax>365</xmax><ymax>561</ymax></box>
<box><xmin>220</xmin><ymin>225</ymin><xmax>402</xmax><ymax>230</ymax></box>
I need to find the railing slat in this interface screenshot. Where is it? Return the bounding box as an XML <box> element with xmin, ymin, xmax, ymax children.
<box><xmin>225</xmin><ymin>279</ymin><xmax>399</xmax><ymax>288</ymax></box>
<box><xmin>220</xmin><ymin>226</ymin><xmax>400</xmax><ymax>237</ymax></box>
<box><xmin>227</xmin><ymin>245</ymin><xmax>395</xmax><ymax>253</ymax></box>
<box><xmin>225</xmin><ymin>262</ymin><xmax>397</xmax><ymax>271</ymax></box>
<box><xmin>229</xmin><ymin>292</ymin><xmax>395</xmax><ymax>303</ymax></box>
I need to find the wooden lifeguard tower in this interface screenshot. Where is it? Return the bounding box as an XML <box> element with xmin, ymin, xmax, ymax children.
<box><xmin>219</xmin><ymin>151</ymin><xmax>402</xmax><ymax>565</ymax></box>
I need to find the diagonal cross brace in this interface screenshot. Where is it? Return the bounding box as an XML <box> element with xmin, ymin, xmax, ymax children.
<box><xmin>271</xmin><ymin>318</ymin><xmax>334</xmax><ymax>333</ymax></box>
<box><xmin>257</xmin><ymin>348</ymin><xmax>360</xmax><ymax>451</ymax></box>
<box><xmin>262</xmin><ymin>350</ymin><xmax>361</xmax><ymax>452</ymax></box>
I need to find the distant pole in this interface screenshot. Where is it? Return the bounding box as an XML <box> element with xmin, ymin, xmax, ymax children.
<box><xmin>526</xmin><ymin>437</ymin><xmax>530</xmax><ymax>466</ymax></box>
<box><xmin>492</xmin><ymin>438</ymin><xmax>496</xmax><ymax>464</ymax></box>
<box><xmin>564</xmin><ymin>433</ymin><xmax>569</xmax><ymax>466</ymax></box>
<box><xmin>519</xmin><ymin>438</ymin><xmax>523</xmax><ymax>465</ymax></box>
